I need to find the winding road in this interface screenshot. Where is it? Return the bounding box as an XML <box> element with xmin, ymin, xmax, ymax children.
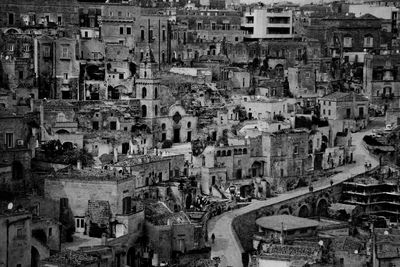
<box><xmin>207</xmin><ymin>124</ymin><xmax>381</xmax><ymax>267</ymax></box>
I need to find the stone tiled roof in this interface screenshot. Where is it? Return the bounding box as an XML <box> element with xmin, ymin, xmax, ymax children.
<box><xmin>376</xmin><ymin>234</ymin><xmax>400</xmax><ymax>259</ymax></box>
<box><xmin>331</xmin><ymin>236</ymin><xmax>363</xmax><ymax>252</ymax></box>
<box><xmin>319</xmin><ymin>92</ymin><xmax>368</xmax><ymax>102</ymax></box>
<box><xmin>256</xmin><ymin>215</ymin><xmax>319</xmax><ymax>231</ymax></box>
<box><xmin>145</xmin><ymin>201</ymin><xmax>190</xmax><ymax>226</ymax></box>
<box><xmin>261</xmin><ymin>244</ymin><xmax>320</xmax><ymax>262</ymax></box>
<box><xmin>87</xmin><ymin>200</ymin><xmax>111</xmax><ymax>226</ymax></box>
<box><xmin>43</xmin><ymin>250</ymin><xmax>99</xmax><ymax>266</ymax></box>
<box><xmin>112</xmin><ymin>154</ymin><xmax>164</xmax><ymax>167</ymax></box>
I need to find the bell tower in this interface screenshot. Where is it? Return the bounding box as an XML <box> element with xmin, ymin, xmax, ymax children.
<box><xmin>136</xmin><ymin>47</ymin><xmax>161</xmax><ymax>119</ymax></box>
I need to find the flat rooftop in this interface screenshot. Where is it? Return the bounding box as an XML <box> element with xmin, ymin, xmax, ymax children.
<box><xmin>256</xmin><ymin>215</ymin><xmax>320</xmax><ymax>231</ymax></box>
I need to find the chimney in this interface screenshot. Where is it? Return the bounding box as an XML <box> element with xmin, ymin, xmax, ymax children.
<box><xmin>77</xmin><ymin>160</ymin><xmax>82</xmax><ymax>170</ymax></box>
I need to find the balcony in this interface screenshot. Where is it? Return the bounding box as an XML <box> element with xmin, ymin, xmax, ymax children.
<box><xmin>381</xmin><ymin>93</ymin><xmax>394</xmax><ymax>100</ymax></box>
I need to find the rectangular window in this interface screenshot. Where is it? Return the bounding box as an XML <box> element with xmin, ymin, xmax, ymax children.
<box><xmin>118</xmin><ymin>11</ymin><xmax>122</xmax><ymax>17</ymax></box>
<box><xmin>44</xmin><ymin>46</ymin><xmax>51</xmax><ymax>57</ymax></box>
<box><xmin>110</xmin><ymin>121</ymin><xmax>117</xmax><ymax>130</ymax></box>
<box><xmin>126</xmin><ymin>27</ymin><xmax>131</xmax><ymax>35</ymax></box>
<box><xmin>57</xmin><ymin>15</ymin><xmax>62</xmax><ymax>25</ymax></box>
<box><xmin>162</xmin><ymin>29</ymin><xmax>166</xmax><ymax>41</ymax></box>
<box><xmin>48</xmin><ymin>228</ymin><xmax>52</xmax><ymax>236</ymax></box>
<box><xmin>17</xmin><ymin>228</ymin><xmax>24</xmax><ymax>237</ymax></box>
<box><xmin>5</xmin><ymin>133</ymin><xmax>13</xmax><ymax>148</ymax></box>
<box><xmin>120</xmin><ymin>27</ymin><xmax>124</xmax><ymax>35</ymax></box>
<box><xmin>19</xmin><ymin>71</ymin><xmax>23</xmax><ymax>80</ymax></box>
<box><xmin>328</xmin><ymin>110</ymin><xmax>331</xmax><ymax>116</ymax></box>
<box><xmin>7</xmin><ymin>43</ymin><xmax>14</xmax><ymax>51</ymax></box>
<box><xmin>61</xmin><ymin>46</ymin><xmax>69</xmax><ymax>59</ymax></box>
<box><xmin>149</xmin><ymin>29</ymin><xmax>153</xmax><ymax>42</ymax></box>
<box><xmin>119</xmin><ymin>73</ymin><xmax>124</xmax><ymax>79</ymax></box>
<box><xmin>64</xmin><ymin>73</ymin><xmax>68</xmax><ymax>80</ymax></box>
<box><xmin>23</xmin><ymin>43</ymin><xmax>30</xmax><ymax>52</ymax></box>
<box><xmin>141</xmin><ymin>29</ymin><xmax>145</xmax><ymax>41</ymax></box>
<box><xmin>162</xmin><ymin>133</ymin><xmax>166</xmax><ymax>141</ymax></box>
<box><xmin>294</xmin><ymin>145</ymin><xmax>298</xmax><ymax>154</ymax></box>
<box><xmin>8</xmin><ymin>13</ymin><xmax>14</xmax><ymax>25</ymax></box>
<box><xmin>92</xmin><ymin>121</ymin><xmax>99</xmax><ymax>130</ymax></box>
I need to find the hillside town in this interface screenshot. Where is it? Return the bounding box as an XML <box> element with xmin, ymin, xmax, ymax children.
<box><xmin>1</xmin><ymin>0</ymin><xmax>400</xmax><ymax>266</ymax></box>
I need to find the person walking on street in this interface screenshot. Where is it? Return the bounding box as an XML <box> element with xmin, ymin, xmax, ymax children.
<box><xmin>211</xmin><ymin>233</ymin><xmax>215</xmax><ymax>244</ymax></box>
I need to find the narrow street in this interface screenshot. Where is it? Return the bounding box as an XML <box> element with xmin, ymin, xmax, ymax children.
<box><xmin>207</xmin><ymin>124</ymin><xmax>381</xmax><ymax>267</ymax></box>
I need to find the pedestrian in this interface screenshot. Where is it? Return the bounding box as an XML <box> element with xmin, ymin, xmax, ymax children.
<box><xmin>211</xmin><ymin>233</ymin><xmax>215</xmax><ymax>244</ymax></box>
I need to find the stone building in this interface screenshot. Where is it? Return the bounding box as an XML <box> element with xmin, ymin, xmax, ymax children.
<box><xmin>261</xmin><ymin>129</ymin><xmax>311</xmax><ymax>190</ymax></box>
<box><xmin>0</xmin><ymin>111</ymin><xmax>39</xmax><ymax>195</ymax></box>
<box><xmin>363</xmin><ymin>54</ymin><xmax>400</xmax><ymax>112</ymax></box>
<box><xmin>0</xmin><ymin>0</ymin><xmax>79</xmax><ymax>30</ymax></box>
<box><xmin>318</xmin><ymin>91</ymin><xmax>369</xmax><ymax>131</ymax></box>
<box><xmin>44</xmin><ymin>167</ymin><xmax>144</xmax><ymax>238</ymax></box>
<box><xmin>176</xmin><ymin>8</ymin><xmax>244</xmax><ymax>44</ymax></box>
<box><xmin>145</xmin><ymin>201</ymin><xmax>208</xmax><ymax>264</ymax></box>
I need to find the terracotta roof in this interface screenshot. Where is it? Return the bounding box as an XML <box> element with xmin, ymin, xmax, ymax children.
<box><xmin>256</xmin><ymin>215</ymin><xmax>319</xmax><ymax>231</ymax></box>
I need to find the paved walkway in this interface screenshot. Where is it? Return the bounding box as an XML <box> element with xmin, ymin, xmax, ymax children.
<box><xmin>208</xmin><ymin>127</ymin><xmax>380</xmax><ymax>267</ymax></box>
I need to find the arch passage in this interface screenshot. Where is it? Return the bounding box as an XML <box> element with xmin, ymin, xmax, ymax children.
<box><xmin>298</xmin><ymin>205</ymin><xmax>310</xmax><ymax>218</ymax></box>
<box><xmin>316</xmin><ymin>198</ymin><xmax>329</xmax><ymax>217</ymax></box>
<box><xmin>31</xmin><ymin>246</ymin><xmax>40</xmax><ymax>267</ymax></box>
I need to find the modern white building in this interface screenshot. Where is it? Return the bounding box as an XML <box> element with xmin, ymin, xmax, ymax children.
<box><xmin>241</xmin><ymin>7</ymin><xmax>294</xmax><ymax>39</ymax></box>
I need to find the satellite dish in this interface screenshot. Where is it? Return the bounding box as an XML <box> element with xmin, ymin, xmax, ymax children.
<box><xmin>7</xmin><ymin>202</ymin><xmax>13</xmax><ymax>210</ymax></box>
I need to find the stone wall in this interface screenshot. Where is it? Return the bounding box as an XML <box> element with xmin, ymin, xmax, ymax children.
<box><xmin>232</xmin><ymin>183</ymin><xmax>343</xmax><ymax>252</ymax></box>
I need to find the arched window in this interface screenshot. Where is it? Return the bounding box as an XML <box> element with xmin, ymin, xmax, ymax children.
<box><xmin>243</xmin><ymin>148</ymin><xmax>247</xmax><ymax>154</ymax></box>
<box><xmin>142</xmin><ymin>87</ymin><xmax>147</xmax><ymax>98</ymax></box>
<box><xmin>154</xmin><ymin>87</ymin><xmax>158</xmax><ymax>99</ymax></box>
<box><xmin>222</xmin><ymin>151</ymin><xmax>226</xmax><ymax>157</ymax></box>
<box><xmin>144</xmin><ymin>71</ymin><xmax>147</xmax><ymax>78</ymax></box>
<box><xmin>155</xmin><ymin>105</ymin><xmax>158</xmax><ymax>116</ymax></box>
<box><xmin>161</xmin><ymin>123</ymin><xmax>166</xmax><ymax>130</ymax></box>
<box><xmin>216</xmin><ymin>151</ymin><xmax>221</xmax><ymax>157</ymax></box>
<box><xmin>187</xmin><ymin>121</ymin><xmax>191</xmax><ymax>128</ymax></box>
<box><xmin>141</xmin><ymin>105</ymin><xmax>147</xmax><ymax>117</ymax></box>
<box><xmin>238</xmin><ymin>148</ymin><xmax>243</xmax><ymax>155</ymax></box>
<box><xmin>234</xmin><ymin>149</ymin><xmax>238</xmax><ymax>155</ymax></box>
<box><xmin>227</xmin><ymin>150</ymin><xmax>231</xmax><ymax>156</ymax></box>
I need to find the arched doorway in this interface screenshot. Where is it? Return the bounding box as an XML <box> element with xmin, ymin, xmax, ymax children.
<box><xmin>31</xmin><ymin>246</ymin><xmax>40</xmax><ymax>267</ymax></box>
<box><xmin>316</xmin><ymin>198</ymin><xmax>329</xmax><ymax>217</ymax></box>
<box><xmin>298</xmin><ymin>205</ymin><xmax>310</xmax><ymax>218</ymax></box>
<box><xmin>251</xmin><ymin>161</ymin><xmax>263</xmax><ymax>177</ymax></box>
<box><xmin>173</xmin><ymin>127</ymin><xmax>181</xmax><ymax>143</ymax></box>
